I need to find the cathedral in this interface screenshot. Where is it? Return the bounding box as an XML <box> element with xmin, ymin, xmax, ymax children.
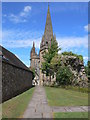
<box><xmin>30</xmin><ymin>5</ymin><xmax>57</xmax><ymax>85</ymax></box>
<box><xmin>30</xmin><ymin>4</ymin><xmax>88</xmax><ymax>87</ymax></box>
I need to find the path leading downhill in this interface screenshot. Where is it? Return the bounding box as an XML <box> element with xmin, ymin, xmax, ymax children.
<box><xmin>23</xmin><ymin>85</ymin><xmax>52</xmax><ymax>118</ymax></box>
<box><xmin>23</xmin><ymin>85</ymin><xmax>89</xmax><ymax>118</ymax></box>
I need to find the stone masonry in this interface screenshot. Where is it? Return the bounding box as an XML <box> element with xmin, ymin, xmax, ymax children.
<box><xmin>2</xmin><ymin>61</ymin><xmax>33</xmax><ymax>102</ymax></box>
<box><xmin>30</xmin><ymin>5</ymin><xmax>88</xmax><ymax>86</ymax></box>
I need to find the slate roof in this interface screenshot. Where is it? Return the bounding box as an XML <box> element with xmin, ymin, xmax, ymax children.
<box><xmin>0</xmin><ymin>45</ymin><xmax>30</xmax><ymax>71</ymax></box>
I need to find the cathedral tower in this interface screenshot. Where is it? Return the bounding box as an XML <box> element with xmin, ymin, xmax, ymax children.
<box><xmin>30</xmin><ymin>42</ymin><xmax>40</xmax><ymax>73</ymax></box>
<box><xmin>40</xmin><ymin>5</ymin><xmax>56</xmax><ymax>85</ymax></box>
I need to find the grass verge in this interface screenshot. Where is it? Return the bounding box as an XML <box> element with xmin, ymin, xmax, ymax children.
<box><xmin>61</xmin><ymin>86</ymin><xmax>89</xmax><ymax>93</ymax></box>
<box><xmin>45</xmin><ymin>87</ymin><xmax>88</xmax><ymax>106</ymax></box>
<box><xmin>54</xmin><ymin>112</ymin><xmax>88</xmax><ymax>119</ymax></box>
<box><xmin>2</xmin><ymin>87</ymin><xmax>35</xmax><ymax>118</ymax></box>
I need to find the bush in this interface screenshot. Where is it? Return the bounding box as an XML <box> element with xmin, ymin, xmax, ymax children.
<box><xmin>56</xmin><ymin>66</ymin><xmax>73</xmax><ymax>86</ymax></box>
<box><xmin>62</xmin><ymin>51</ymin><xmax>83</xmax><ymax>61</ymax></box>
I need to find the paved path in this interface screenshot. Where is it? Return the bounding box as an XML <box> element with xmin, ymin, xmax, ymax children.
<box><xmin>51</xmin><ymin>106</ymin><xmax>89</xmax><ymax>113</ymax></box>
<box><xmin>23</xmin><ymin>85</ymin><xmax>52</xmax><ymax>118</ymax></box>
<box><xmin>23</xmin><ymin>85</ymin><xmax>89</xmax><ymax>118</ymax></box>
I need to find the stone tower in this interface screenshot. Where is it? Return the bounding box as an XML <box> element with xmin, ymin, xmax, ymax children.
<box><xmin>30</xmin><ymin>42</ymin><xmax>39</xmax><ymax>69</ymax></box>
<box><xmin>40</xmin><ymin>5</ymin><xmax>57</xmax><ymax>85</ymax></box>
<box><xmin>30</xmin><ymin>42</ymin><xmax>40</xmax><ymax>85</ymax></box>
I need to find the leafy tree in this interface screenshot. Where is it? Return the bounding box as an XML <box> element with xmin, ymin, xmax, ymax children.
<box><xmin>50</xmin><ymin>54</ymin><xmax>61</xmax><ymax>73</ymax></box>
<box><xmin>56</xmin><ymin>66</ymin><xmax>73</xmax><ymax>86</ymax></box>
<box><xmin>42</xmin><ymin>39</ymin><xmax>61</xmax><ymax>81</ymax></box>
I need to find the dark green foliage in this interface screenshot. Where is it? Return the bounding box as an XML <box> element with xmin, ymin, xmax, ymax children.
<box><xmin>62</xmin><ymin>51</ymin><xmax>83</xmax><ymax>61</ymax></box>
<box><xmin>56</xmin><ymin>66</ymin><xmax>73</xmax><ymax>86</ymax></box>
<box><xmin>42</xmin><ymin>39</ymin><xmax>61</xmax><ymax>77</ymax></box>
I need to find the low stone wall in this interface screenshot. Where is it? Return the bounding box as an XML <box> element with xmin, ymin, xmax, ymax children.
<box><xmin>2</xmin><ymin>61</ymin><xmax>33</xmax><ymax>102</ymax></box>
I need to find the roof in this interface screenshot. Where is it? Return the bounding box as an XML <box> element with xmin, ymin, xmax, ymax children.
<box><xmin>0</xmin><ymin>45</ymin><xmax>30</xmax><ymax>71</ymax></box>
<box><xmin>40</xmin><ymin>5</ymin><xmax>54</xmax><ymax>50</ymax></box>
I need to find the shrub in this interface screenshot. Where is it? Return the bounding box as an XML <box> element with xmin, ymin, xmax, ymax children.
<box><xmin>56</xmin><ymin>66</ymin><xmax>73</xmax><ymax>86</ymax></box>
<box><xmin>62</xmin><ymin>51</ymin><xmax>83</xmax><ymax>61</ymax></box>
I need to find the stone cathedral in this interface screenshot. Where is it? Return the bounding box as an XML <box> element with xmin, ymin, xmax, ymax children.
<box><xmin>30</xmin><ymin>5</ymin><xmax>88</xmax><ymax>87</ymax></box>
<box><xmin>30</xmin><ymin>5</ymin><xmax>56</xmax><ymax>85</ymax></box>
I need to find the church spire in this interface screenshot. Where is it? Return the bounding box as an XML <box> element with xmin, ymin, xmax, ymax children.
<box><xmin>40</xmin><ymin>4</ymin><xmax>55</xmax><ymax>50</ymax></box>
<box><xmin>44</xmin><ymin>4</ymin><xmax>53</xmax><ymax>37</ymax></box>
<box><xmin>33</xmin><ymin>41</ymin><xmax>35</xmax><ymax>48</ymax></box>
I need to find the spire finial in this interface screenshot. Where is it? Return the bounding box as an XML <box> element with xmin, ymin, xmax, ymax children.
<box><xmin>33</xmin><ymin>41</ymin><xmax>35</xmax><ymax>47</ymax></box>
<box><xmin>48</xmin><ymin>2</ymin><xmax>50</xmax><ymax>10</ymax></box>
<box><xmin>48</xmin><ymin>2</ymin><xmax>49</xmax><ymax>7</ymax></box>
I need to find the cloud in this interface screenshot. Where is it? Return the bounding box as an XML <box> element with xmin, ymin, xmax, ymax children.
<box><xmin>57</xmin><ymin>36</ymin><xmax>88</xmax><ymax>51</ymax></box>
<box><xmin>3</xmin><ymin>34</ymin><xmax>88</xmax><ymax>51</ymax></box>
<box><xmin>2</xmin><ymin>29</ymin><xmax>42</xmax><ymax>47</ymax></box>
<box><xmin>84</xmin><ymin>24</ymin><xmax>90</xmax><ymax>32</ymax></box>
<box><xmin>9</xmin><ymin>14</ymin><xmax>27</xmax><ymax>23</ymax></box>
<box><xmin>3</xmin><ymin>14</ymin><xmax>7</xmax><ymax>17</ymax></box>
<box><xmin>3</xmin><ymin>39</ymin><xmax>41</xmax><ymax>48</ymax></box>
<box><xmin>83</xmin><ymin>56</ymin><xmax>88</xmax><ymax>61</ymax></box>
<box><xmin>2</xmin><ymin>29</ymin><xmax>88</xmax><ymax>55</ymax></box>
<box><xmin>20</xmin><ymin>6</ymin><xmax>32</xmax><ymax>17</ymax></box>
<box><xmin>2</xmin><ymin>29</ymin><xmax>41</xmax><ymax>48</ymax></box>
<box><xmin>4</xmin><ymin>5</ymin><xmax>32</xmax><ymax>23</ymax></box>
<box><xmin>24</xmin><ymin>6</ymin><xmax>31</xmax><ymax>12</ymax></box>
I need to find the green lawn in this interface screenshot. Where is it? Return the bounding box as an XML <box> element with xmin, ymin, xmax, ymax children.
<box><xmin>2</xmin><ymin>87</ymin><xmax>35</xmax><ymax>118</ymax></box>
<box><xmin>54</xmin><ymin>112</ymin><xmax>88</xmax><ymax>119</ymax></box>
<box><xmin>45</xmin><ymin>87</ymin><xmax>88</xmax><ymax>106</ymax></box>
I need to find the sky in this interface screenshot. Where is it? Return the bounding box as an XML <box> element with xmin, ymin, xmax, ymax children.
<box><xmin>2</xmin><ymin>2</ymin><xmax>88</xmax><ymax>67</ymax></box>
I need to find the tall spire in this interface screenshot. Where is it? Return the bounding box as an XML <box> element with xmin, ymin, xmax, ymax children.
<box><xmin>40</xmin><ymin>4</ymin><xmax>54</xmax><ymax>50</ymax></box>
<box><xmin>44</xmin><ymin>4</ymin><xmax>53</xmax><ymax>38</ymax></box>
<box><xmin>33</xmin><ymin>41</ymin><xmax>35</xmax><ymax>48</ymax></box>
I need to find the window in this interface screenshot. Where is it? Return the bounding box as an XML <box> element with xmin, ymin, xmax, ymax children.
<box><xmin>46</xmin><ymin>41</ymin><xmax>48</xmax><ymax>44</ymax></box>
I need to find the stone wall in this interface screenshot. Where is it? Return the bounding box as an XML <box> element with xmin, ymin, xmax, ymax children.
<box><xmin>2</xmin><ymin>60</ymin><xmax>33</xmax><ymax>102</ymax></box>
<box><xmin>44</xmin><ymin>55</ymin><xmax>88</xmax><ymax>87</ymax></box>
<box><xmin>60</xmin><ymin>55</ymin><xmax>88</xmax><ymax>87</ymax></box>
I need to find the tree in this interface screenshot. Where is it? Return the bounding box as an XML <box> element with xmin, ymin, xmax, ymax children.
<box><xmin>42</xmin><ymin>39</ymin><xmax>61</xmax><ymax>81</ymax></box>
<box><xmin>56</xmin><ymin>66</ymin><xmax>73</xmax><ymax>86</ymax></box>
<box><xmin>50</xmin><ymin>54</ymin><xmax>61</xmax><ymax>73</ymax></box>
